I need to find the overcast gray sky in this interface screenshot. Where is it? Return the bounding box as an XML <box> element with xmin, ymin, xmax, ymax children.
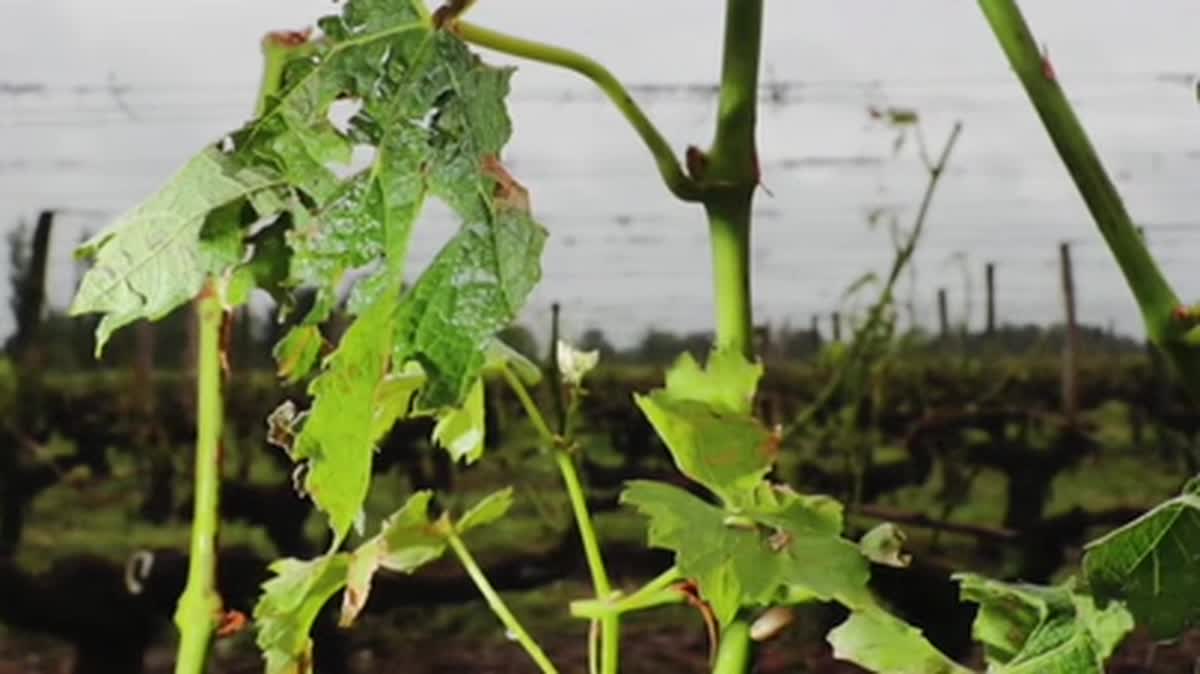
<box><xmin>2</xmin><ymin>1</ymin><xmax>1198</xmax><ymax>344</ymax></box>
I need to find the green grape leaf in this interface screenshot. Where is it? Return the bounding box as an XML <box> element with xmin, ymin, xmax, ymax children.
<box><xmin>1082</xmin><ymin>480</ymin><xmax>1200</xmax><ymax>639</ymax></box>
<box><xmin>633</xmin><ymin>350</ymin><xmax>773</xmax><ymax>505</ymax></box>
<box><xmin>70</xmin><ymin>147</ymin><xmax>285</xmax><ymax>353</ymax></box>
<box><xmin>634</xmin><ymin>394</ymin><xmax>773</xmax><ymax>506</ymax></box>
<box><xmin>291</xmin><ymin>293</ymin><xmax>400</xmax><ymax>542</ymax></box>
<box><xmin>274</xmin><ymin>325</ymin><xmax>325</xmax><ymax>384</ymax></box>
<box><xmin>340</xmin><ymin>491</ymin><xmax>447</xmax><ymax>627</ymax></box>
<box><xmin>621</xmin><ymin>480</ymin><xmax>869</xmax><ymax>626</ymax></box>
<box><xmin>254</xmin><ymin>2</ymin><xmax>433</xmax><ymax>312</ymax></box>
<box><xmin>393</xmin><ymin>205</ymin><xmax>546</xmax><ymax>408</ymax></box>
<box><xmin>383</xmin><ymin>32</ymin><xmax>543</xmax><ymax>409</ymax></box>
<box><xmin>285</xmin><ymin>170</ymin><xmax>421</xmax><ymax>316</ymax></box>
<box><xmin>432</xmin><ymin>376</ymin><xmax>486</xmax><ymax>464</ymax></box>
<box><xmin>955</xmin><ymin>574</ymin><xmax>1132</xmax><ymax>673</ymax></box>
<box><xmin>254</xmin><ymin>554</ymin><xmax>351</xmax><ymax>674</ymax></box>
<box><xmin>828</xmin><ymin>609</ymin><xmax>970</xmax><ymax>674</ymax></box>
<box><xmin>663</xmin><ymin>349</ymin><xmax>763</xmax><ymax>415</ymax></box>
<box><xmin>457</xmin><ymin>487</ymin><xmax>515</xmax><ymax>534</ymax></box>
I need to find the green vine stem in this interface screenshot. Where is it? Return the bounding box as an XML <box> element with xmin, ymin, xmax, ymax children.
<box><xmin>978</xmin><ymin>0</ymin><xmax>1200</xmax><ymax>396</ymax></box>
<box><xmin>172</xmin><ymin>34</ymin><xmax>307</xmax><ymax>674</ymax></box>
<box><xmin>552</xmin><ymin>450</ymin><xmax>616</xmax><ymax>600</ymax></box>
<box><xmin>711</xmin><ymin>619</ymin><xmax>753</xmax><ymax>674</ymax></box>
<box><xmin>706</xmin><ymin>197</ymin><xmax>755</xmax><ymax>359</ymax></box>
<box><xmin>446</xmin><ymin>530</ymin><xmax>560</xmax><ymax>674</ymax></box>
<box><xmin>701</xmin><ymin>0</ymin><xmax>764</xmax><ymax>361</ymax></box>
<box><xmin>703</xmin><ymin>3</ymin><xmax>764</xmax><ymax>669</ymax></box>
<box><xmin>558</xmin><ymin>451</ymin><xmax>621</xmax><ymax>674</ymax></box>
<box><xmin>452</xmin><ymin>20</ymin><xmax>702</xmax><ymax>202</ymax></box>
<box><xmin>706</xmin><ymin>0</ymin><xmax>764</xmax><ymax>188</ymax></box>
<box><xmin>172</xmin><ymin>283</ymin><xmax>225</xmax><ymax>674</ymax></box>
<box><xmin>467</xmin><ymin>3</ymin><xmax>767</xmax><ymax>669</ymax></box>
<box><xmin>500</xmin><ymin>365</ymin><xmax>619</xmax><ymax>674</ymax></box>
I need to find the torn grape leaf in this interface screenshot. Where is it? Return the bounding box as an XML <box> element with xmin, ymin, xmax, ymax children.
<box><xmin>1083</xmin><ymin>479</ymin><xmax>1200</xmax><ymax>639</ymax></box>
<box><xmin>264</xmin><ymin>0</ymin><xmax>543</xmax><ymax>543</ymax></box>
<box><xmin>267</xmin><ymin>0</ymin><xmax>544</xmax><ymax>416</ymax></box>
<box><xmin>70</xmin><ymin>147</ymin><xmax>286</xmax><ymax>353</ymax></box>
<box><xmin>340</xmin><ymin>491</ymin><xmax>446</xmax><ymax>627</ymax></box>
<box><xmin>340</xmin><ymin>488</ymin><xmax>513</xmax><ymax>627</ymax></box>
<box><xmin>955</xmin><ymin>574</ymin><xmax>1132</xmax><ymax>673</ymax></box>
<box><xmin>290</xmin><ymin>293</ymin><xmax>403</xmax><ymax>543</ymax></box>
<box><xmin>370</xmin><ymin>363</ymin><xmax>426</xmax><ymax>441</ymax></box>
<box><xmin>254</xmin><ymin>554</ymin><xmax>351</xmax><ymax>674</ymax></box>
<box><xmin>394</xmin><ymin>211</ymin><xmax>546</xmax><ymax>409</ymax></box>
<box><xmin>259</xmin><ymin>0</ymin><xmax>543</xmax><ymax>410</ymax></box>
<box><xmin>274</xmin><ymin>325</ymin><xmax>325</xmax><ymax>384</ymax></box>
<box><xmin>74</xmin><ymin>0</ymin><xmax>545</xmax><ymax>423</ymax></box>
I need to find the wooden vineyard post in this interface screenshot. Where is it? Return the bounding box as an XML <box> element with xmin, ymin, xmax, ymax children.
<box><xmin>831</xmin><ymin>311</ymin><xmax>842</xmax><ymax>342</ymax></box>
<box><xmin>9</xmin><ymin>210</ymin><xmax>54</xmax><ymax>422</ymax></box>
<box><xmin>985</xmin><ymin>262</ymin><xmax>996</xmax><ymax>335</ymax></box>
<box><xmin>133</xmin><ymin>321</ymin><xmax>157</xmax><ymax>448</ymax></box>
<box><xmin>937</xmin><ymin>288</ymin><xmax>950</xmax><ymax>339</ymax></box>
<box><xmin>1060</xmin><ymin>241</ymin><xmax>1080</xmax><ymax>425</ymax></box>
<box><xmin>754</xmin><ymin>324</ymin><xmax>771</xmax><ymax>360</ymax></box>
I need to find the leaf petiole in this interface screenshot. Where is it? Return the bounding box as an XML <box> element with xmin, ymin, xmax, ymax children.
<box><xmin>500</xmin><ymin>363</ymin><xmax>619</xmax><ymax>674</ymax></box>
<box><xmin>446</xmin><ymin>530</ymin><xmax>559</xmax><ymax>674</ymax></box>
<box><xmin>500</xmin><ymin>364</ymin><xmax>558</xmax><ymax>448</ymax></box>
<box><xmin>452</xmin><ymin>20</ymin><xmax>702</xmax><ymax>202</ymax></box>
<box><xmin>570</xmin><ymin>566</ymin><xmax>685</xmax><ymax>620</ymax></box>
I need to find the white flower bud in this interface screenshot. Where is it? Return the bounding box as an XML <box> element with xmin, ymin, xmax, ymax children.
<box><xmin>556</xmin><ymin>339</ymin><xmax>598</xmax><ymax>386</ymax></box>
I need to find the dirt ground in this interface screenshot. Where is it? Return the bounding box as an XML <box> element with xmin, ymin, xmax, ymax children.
<box><xmin>4</xmin><ymin>621</ymin><xmax>1200</xmax><ymax>674</ymax></box>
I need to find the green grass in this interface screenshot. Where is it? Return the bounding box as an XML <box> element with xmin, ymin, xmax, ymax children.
<box><xmin>17</xmin><ymin>446</ymin><xmax>277</xmax><ymax>573</ymax></box>
<box><xmin>1047</xmin><ymin>454</ymin><xmax>1182</xmax><ymax>517</ymax></box>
